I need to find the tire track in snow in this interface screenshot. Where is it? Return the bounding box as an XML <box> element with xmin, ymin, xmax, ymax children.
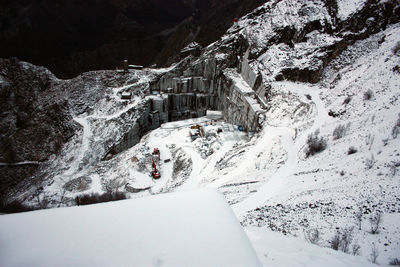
<box><xmin>175</xmin><ymin>145</ymin><xmax>205</xmax><ymax>191</ymax></box>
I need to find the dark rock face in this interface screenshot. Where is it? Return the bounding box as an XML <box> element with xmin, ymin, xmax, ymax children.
<box><xmin>0</xmin><ymin>58</ymin><xmax>76</xmax><ymax>196</ymax></box>
<box><xmin>0</xmin><ymin>0</ymin><xmax>266</xmax><ymax>78</ymax></box>
<box><xmin>338</xmin><ymin>0</ymin><xmax>400</xmax><ymax>35</ymax></box>
<box><xmin>0</xmin><ymin>58</ymin><xmax>139</xmax><ymax>197</ymax></box>
<box><xmin>246</xmin><ymin>0</ymin><xmax>400</xmax><ymax>84</ymax></box>
<box><xmin>0</xmin><ymin>58</ymin><xmax>77</xmax><ymax>163</ymax></box>
<box><xmin>0</xmin><ymin>164</ymin><xmax>40</xmax><ymax>200</ymax></box>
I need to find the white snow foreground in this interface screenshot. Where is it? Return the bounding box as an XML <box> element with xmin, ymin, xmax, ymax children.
<box><xmin>0</xmin><ymin>189</ymin><xmax>261</xmax><ymax>267</ymax></box>
<box><xmin>0</xmin><ymin>189</ymin><xmax>375</xmax><ymax>267</ymax></box>
<box><xmin>245</xmin><ymin>227</ymin><xmax>375</xmax><ymax>267</ymax></box>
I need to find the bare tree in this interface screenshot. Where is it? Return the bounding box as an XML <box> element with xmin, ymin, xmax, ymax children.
<box><xmin>389</xmin><ymin>258</ymin><xmax>400</xmax><ymax>265</ymax></box>
<box><xmin>58</xmin><ymin>188</ymin><xmax>67</xmax><ymax>208</ymax></box>
<box><xmin>363</xmin><ymin>89</ymin><xmax>374</xmax><ymax>101</ymax></box>
<box><xmin>352</xmin><ymin>243</ymin><xmax>361</xmax><ymax>256</ymax></box>
<box><xmin>365</xmin><ymin>154</ymin><xmax>376</xmax><ymax>170</ymax></box>
<box><xmin>389</xmin><ymin>161</ymin><xmax>400</xmax><ymax>177</ymax></box>
<box><xmin>305</xmin><ymin>130</ymin><xmax>327</xmax><ymax>158</ymax></box>
<box><xmin>330</xmin><ymin>231</ymin><xmax>340</xmax><ymax>250</ymax></box>
<box><xmin>304</xmin><ymin>228</ymin><xmax>320</xmax><ymax>245</ymax></box>
<box><xmin>333</xmin><ymin>124</ymin><xmax>347</xmax><ymax>140</ymax></box>
<box><xmin>365</xmin><ymin>133</ymin><xmax>375</xmax><ymax>150</ymax></box>
<box><xmin>355</xmin><ymin>207</ymin><xmax>363</xmax><ymax>230</ymax></box>
<box><xmin>35</xmin><ymin>187</ymin><xmax>49</xmax><ymax>209</ymax></box>
<box><xmin>370</xmin><ymin>243</ymin><xmax>379</xmax><ymax>264</ymax></box>
<box><xmin>330</xmin><ymin>228</ymin><xmax>354</xmax><ymax>253</ymax></box>
<box><xmin>340</xmin><ymin>227</ymin><xmax>354</xmax><ymax>253</ymax></box>
<box><xmin>370</xmin><ymin>212</ymin><xmax>383</xmax><ymax>234</ymax></box>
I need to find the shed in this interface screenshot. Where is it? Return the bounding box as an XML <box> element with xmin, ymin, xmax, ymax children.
<box><xmin>121</xmin><ymin>92</ymin><xmax>132</xmax><ymax>100</ymax></box>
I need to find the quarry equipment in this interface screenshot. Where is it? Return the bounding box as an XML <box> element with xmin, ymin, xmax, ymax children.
<box><xmin>190</xmin><ymin>124</ymin><xmax>201</xmax><ymax>129</ymax></box>
<box><xmin>189</xmin><ymin>124</ymin><xmax>205</xmax><ymax>140</ymax></box>
<box><xmin>152</xmin><ymin>158</ymin><xmax>161</xmax><ymax>179</ymax></box>
<box><xmin>151</xmin><ymin>147</ymin><xmax>161</xmax><ymax>179</ymax></box>
<box><xmin>152</xmin><ymin>147</ymin><xmax>160</xmax><ymax>156</ymax></box>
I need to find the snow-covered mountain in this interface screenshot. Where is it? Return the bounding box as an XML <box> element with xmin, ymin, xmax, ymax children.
<box><xmin>1</xmin><ymin>0</ymin><xmax>400</xmax><ymax>265</ymax></box>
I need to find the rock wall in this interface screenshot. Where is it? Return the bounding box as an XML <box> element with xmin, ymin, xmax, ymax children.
<box><xmin>149</xmin><ymin>75</ymin><xmax>219</xmax><ymax>121</ymax></box>
<box><xmin>109</xmin><ymin>14</ymin><xmax>288</xmax><ymax>157</ymax></box>
<box><xmin>105</xmin><ymin>101</ymin><xmax>153</xmax><ymax>158</ymax></box>
<box><xmin>148</xmin><ymin>47</ymin><xmax>267</xmax><ymax>133</ymax></box>
<box><xmin>218</xmin><ymin>69</ymin><xmax>265</xmax><ymax>132</ymax></box>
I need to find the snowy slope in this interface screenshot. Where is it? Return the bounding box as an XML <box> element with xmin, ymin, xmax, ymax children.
<box><xmin>238</xmin><ymin>23</ymin><xmax>400</xmax><ymax>264</ymax></box>
<box><xmin>246</xmin><ymin>226</ymin><xmax>376</xmax><ymax>267</ymax></box>
<box><xmin>337</xmin><ymin>0</ymin><xmax>368</xmax><ymax>20</ymax></box>
<box><xmin>0</xmin><ymin>189</ymin><xmax>261</xmax><ymax>267</ymax></box>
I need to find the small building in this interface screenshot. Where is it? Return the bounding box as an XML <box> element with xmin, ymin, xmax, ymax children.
<box><xmin>128</xmin><ymin>65</ymin><xmax>144</xmax><ymax>70</ymax></box>
<box><xmin>122</xmin><ymin>60</ymin><xmax>143</xmax><ymax>71</ymax></box>
<box><xmin>121</xmin><ymin>92</ymin><xmax>132</xmax><ymax>100</ymax></box>
<box><xmin>123</xmin><ymin>59</ymin><xmax>128</xmax><ymax>72</ymax></box>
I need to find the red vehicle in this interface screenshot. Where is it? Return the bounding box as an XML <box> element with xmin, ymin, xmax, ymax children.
<box><xmin>152</xmin><ymin>148</ymin><xmax>160</xmax><ymax>155</ymax></box>
<box><xmin>152</xmin><ymin>158</ymin><xmax>161</xmax><ymax>179</ymax></box>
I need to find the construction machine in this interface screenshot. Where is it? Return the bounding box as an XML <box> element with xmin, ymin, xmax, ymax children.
<box><xmin>151</xmin><ymin>147</ymin><xmax>161</xmax><ymax>179</ymax></box>
<box><xmin>152</xmin><ymin>158</ymin><xmax>161</xmax><ymax>179</ymax></box>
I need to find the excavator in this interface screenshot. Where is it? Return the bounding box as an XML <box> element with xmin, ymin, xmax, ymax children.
<box><xmin>152</xmin><ymin>158</ymin><xmax>161</xmax><ymax>179</ymax></box>
<box><xmin>152</xmin><ymin>147</ymin><xmax>160</xmax><ymax>157</ymax></box>
<box><xmin>151</xmin><ymin>148</ymin><xmax>161</xmax><ymax>179</ymax></box>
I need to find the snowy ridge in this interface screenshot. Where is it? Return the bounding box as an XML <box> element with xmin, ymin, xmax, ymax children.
<box><xmin>236</xmin><ymin>0</ymin><xmax>332</xmax><ymax>56</ymax></box>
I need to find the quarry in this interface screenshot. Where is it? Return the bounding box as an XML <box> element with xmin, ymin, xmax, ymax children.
<box><xmin>1</xmin><ymin>0</ymin><xmax>400</xmax><ymax>265</ymax></box>
<box><xmin>109</xmin><ymin>48</ymin><xmax>267</xmax><ymax>158</ymax></box>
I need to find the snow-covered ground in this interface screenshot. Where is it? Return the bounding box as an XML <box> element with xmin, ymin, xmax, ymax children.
<box><xmin>0</xmin><ymin>189</ymin><xmax>261</xmax><ymax>267</ymax></box>
<box><xmin>337</xmin><ymin>0</ymin><xmax>368</xmax><ymax>20</ymax></box>
<box><xmin>239</xmin><ymin>23</ymin><xmax>400</xmax><ymax>265</ymax></box>
<box><xmin>1</xmin><ymin>189</ymin><xmax>380</xmax><ymax>267</ymax></box>
<box><xmin>246</xmin><ymin>226</ymin><xmax>375</xmax><ymax>267</ymax></box>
